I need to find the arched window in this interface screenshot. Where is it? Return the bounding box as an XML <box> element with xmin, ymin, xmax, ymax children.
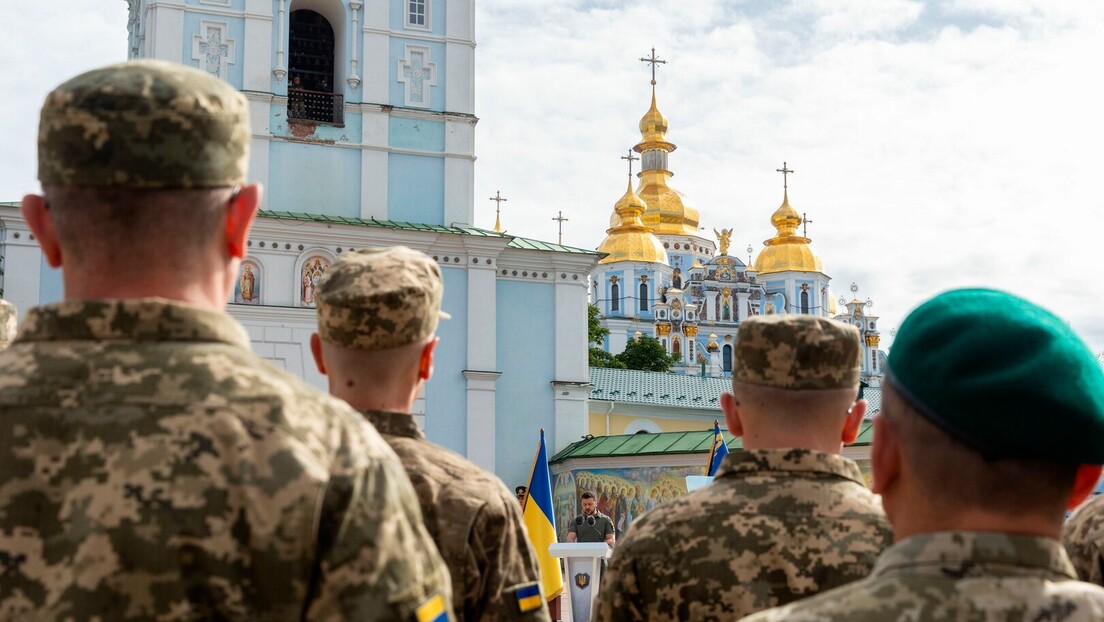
<box><xmin>800</xmin><ymin>290</ymin><xmax>810</xmax><ymax>314</ymax></box>
<box><xmin>723</xmin><ymin>344</ymin><xmax>732</xmax><ymax>372</ymax></box>
<box><xmin>611</xmin><ymin>283</ymin><xmax>620</xmax><ymax>313</ymax></box>
<box><xmin>288</xmin><ymin>9</ymin><xmax>341</xmax><ymax>123</ymax></box>
<box><xmin>639</xmin><ymin>283</ymin><xmax>649</xmax><ymax>312</ymax></box>
<box><xmin>672</xmin><ymin>338</ymin><xmax>681</xmax><ymax>358</ymax></box>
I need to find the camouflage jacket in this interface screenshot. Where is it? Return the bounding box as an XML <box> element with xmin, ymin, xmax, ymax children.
<box><xmin>593</xmin><ymin>448</ymin><xmax>891</xmax><ymax>622</ymax></box>
<box><xmin>743</xmin><ymin>531</ymin><xmax>1104</xmax><ymax>621</ymax></box>
<box><xmin>362</xmin><ymin>409</ymin><xmax>550</xmax><ymax>622</ymax></box>
<box><xmin>0</xmin><ymin>300</ymin><xmax>452</xmax><ymax>621</ymax></box>
<box><xmin>1064</xmin><ymin>494</ymin><xmax>1104</xmax><ymax>586</ymax></box>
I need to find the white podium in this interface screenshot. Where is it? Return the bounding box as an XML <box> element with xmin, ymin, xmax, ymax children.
<box><xmin>549</xmin><ymin>542</ymin><xmax>612</xmax><ymax>622</ymax></box>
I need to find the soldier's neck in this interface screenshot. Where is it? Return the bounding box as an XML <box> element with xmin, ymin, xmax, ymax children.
<box><xmin>330</xmin><ymin>380</ymin><xmax>417</xmax><ymax>414</ymax></box>
<box><xmin>890</xmin><ymin>504</ymin><xmax>1064</xmax><ymax>542</ymax></box>
<box><xmin>63</xmin><ymin>267</ymin><xmax>231</xmax><ymax>311</ymax></box>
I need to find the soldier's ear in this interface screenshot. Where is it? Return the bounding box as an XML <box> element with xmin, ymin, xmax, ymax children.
<box><xmin>1068</xmin><ymin>465</ymin><xmax>1103</xmax><ymax>510</ymax></box>
<box><xmin>224</xmin><ymin>183</ymin><xmax>261</xmax><ymax>258</ymax></box>
<box><xmin>871</xmin><ymin>414</ymin><xmax>899</xmax><ymax>496</ymax></box>
<box><xmin>22</xmin><ymin>194</ymin><xmax>62</xmax><ymax>268</ymax></box>
<box><xmin>418</xmin><ymin>337</ymin><xmax>439</xmax><ymax>381</ymax></box>
<box><xmin>841</xmin><ymin>399</ymin><xmax>867</xmax><ymax>444</ymax></box>
<box><xmin>721</xmin><ymin>392</ymin><xmax>744</xmax><ymax>437</ymax></box>
<box><xmin>309</xmin><ymin>333</ymin><xmax>327</xmax><ymax>375</ymax></box>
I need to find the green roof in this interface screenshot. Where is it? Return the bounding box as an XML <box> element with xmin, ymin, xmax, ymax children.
<box><xmin>589</xmin><ymin>367</ymin><xmax>729</xmax><ymax>410</ymax></box>
<box><xmin>550</xmin><ymin>430</ymin><xmax>741</xmax><ymax>463</ymax></box>
<box><xmin>551</xmin><ymin>421</ymin><xmax>875</xmax><ymax>463</ymax></box>
<box><xmin>257</xmin><ymin>210</ymin><xmax>599</xmax><ymax>255</ymax></box>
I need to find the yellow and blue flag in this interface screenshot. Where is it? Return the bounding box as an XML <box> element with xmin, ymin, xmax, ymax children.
<box><xmin>414</xmin><ymin>593</ymin><xmax>449</xmax><ymax>622</ymax></box>
<box><xmin>522</xmin><ymin>429</ymin><xmax>564</xmax><ymax>600</ymax></box>
<box><xmin>707</xmin><ymin>419</ymin><xmax>729</xmax><ymax>476</ymax></box>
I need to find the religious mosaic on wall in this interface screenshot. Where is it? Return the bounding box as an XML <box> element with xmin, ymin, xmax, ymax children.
<box><xmin>300</xmin><ymin>256</ymin><xmax>331</xmax><ymax>307</ymax></box>
<box><xmin>552</xmin><ymin>465</ymin><xmax>703</xmax><ymax>541</ymax></box>
<box><xmin>233</xmin><ymin>260</ymin><xmax>260</xmax><ymax>305</ymax></box>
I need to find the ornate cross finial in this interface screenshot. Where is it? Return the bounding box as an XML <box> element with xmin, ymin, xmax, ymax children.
<box><xmin>489</xmin><ymin>191</ymin><xmax>507</xmax><ymax>233</ymax></box>
<box><xmin>639</xmin><ymin>47</ymin><xmax>667</xmax><ymax>85</ymax></box>
<box><xmin>552</xmin><ymin>211</ymin><xmax>570</xmax><ymax>245</ymax></box>
<box><xmin>621</xmin><ymin>149</ymin><xmax>640</xmax><ymax>177</ymax></box>
<box><xmin>747</xmin><ymin>244</ymin><xmax>754</xmax><ymax>267</ymax></box>
<box><xmin>776</xmin><ymin>161</ymin><xmax>794</xmax><ymax>190</ymax></box>
<box><xmin>802</xmin><ymin>212</ymin><xmax>813</xmax><ymax>237</ymax></box>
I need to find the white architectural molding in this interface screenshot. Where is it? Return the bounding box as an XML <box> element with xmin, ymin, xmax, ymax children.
<box><xmin>463</xmin><ymin>370</ymin><xmax>502</xmax><ymax>471</ymax></box>
<box><xmin>347</xmin><ymin>1</ymin><xmax>362</xmax><ymax>90</ymax></box>
<box><xmin>273</xmin><ymin>0</ymin><xmax>287</xmax><ymax>81</ymax></box>
<box><xmin>397</xmin><ymin>45</ymin><xmax>437</xmax><ymax>108</ymax></box>
<box><xmin>191</xmin><ymin>20</ymin><xmax>236</xmax><ymax>80</ymax></box>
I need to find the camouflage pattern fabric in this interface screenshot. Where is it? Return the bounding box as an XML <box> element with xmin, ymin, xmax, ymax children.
<box><xmin>743</xmin><ymin>532</ymin><xmax>1104</xmax><ymax>621</ymax></box>
<box><xmin>38</xmin><ymin>60</ymin><xmax>249</xmax><ymax>188</ymax></box>
<box><xmin>0</xmin><ymin>299</ymin><xmax>453</xmax><ymax>620</ymax></box>
<box><xmin>567</xmin><ymin>512</ymin><xmax>614</xmax><ymax>543</ymax></box>
<box><xmin>361</xmin><ymin>409</ymin><xmax>550</xmax><ymax>622</ymax></box>
<box><xmin>316</xmin><ymin>247</ymin><xmax>449</xmax><ymax>351</ymax></box>
<box><xmin>0</xmin><ymin>299</ymin><xmax>15</xmax><ymax>348</ymax></box>
<box><xmin>593</xmin><ymin>448</ymin><xmax>891</xmax><ymax>622</ymax></box>
<box><xmin>1064</xmin><ymin>494</ymin><xmax>1104</xmax><ymax>586</ymax></box>
<box><xmin>734</xmin><ymin>315</ymin><xmax>861</xmax><ymax>390</ymax></box>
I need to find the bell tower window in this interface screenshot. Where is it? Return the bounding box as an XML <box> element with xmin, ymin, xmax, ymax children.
<box><xmin>611</xmin><ymin>283</ymin><xmax>620</xmax><ymax>313</ymax></box>
<box><xmin>800</xmin><ymin>290</ymin><xmax>810</xmax><ymax>314</ymax></box>
<box><xmin>288</xmin><ymin>9</ymin><xmax>343</xmax><ymax>124</ymax></box>
<box><xmin>639</xmin><ymin>283</ymin><xmax>649</xmax><ymax>312</ymax></box>
<box><xmin>406</xmin><ymin>0</ymin><xmax>430</xmax><ymax>30</ymax></box>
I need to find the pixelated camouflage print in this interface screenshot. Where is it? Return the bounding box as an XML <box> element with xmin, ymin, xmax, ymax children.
<box><xmin>37</xmin><ymin>60</ymin><xmax>249</xmax><ymax>188</ymax></box>
<box><xmin>734</xmin><ymin>315</ymin><xmax>862</xmax><ymax>390</ymax></box>
<box><xmin>0</xmin><ymin>299</ymin><xmax>16</xmax><ymax>348</ymax></box>
<box><xmin>362</xmin><ymin>410</ymin><xmax>551</xmax><ymax>622</ymax></box>
<box><xmin>316</xmin><ymin>247</ymin><xmax>447</xmax><ymax>351</ymax></box>
<box><xmin>743</xmin><ymin>532</ymin><xmax>1104</xmax><ymax>622</ymax></box>
<box><xmin>1064</xmin><ymin>494</ymin><xmax>1104</xmax><ymax>586</ymax></box>
<box><xmin>593</xmin><ymin>448</ymin><xmax>891</xmax><ymax>622</ymax></box>
<box><xmin>0</xmin><ymin>299</ymin><xmax>452</xmax><ymax>621</ymax></box>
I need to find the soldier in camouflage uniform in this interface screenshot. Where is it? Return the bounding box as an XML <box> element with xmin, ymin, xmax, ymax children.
<box><xmin>0</xmin><ymin>299</ymin><xmax>15</xmax><ymax>348</ymax></box>
<box><xmin>745</xmin><ymin>289</ymin><xmax>1104</xmax><ymax>622</ymax></box>
<box><xmin>594</xmin><ymin>314</ymin><xmax>892</xmax><ymax>622</ymax></box>
<box><xmin>0</xmin><ymin>60</ymin><xmax>453</xmax><ymax>620</ymax></box>
<box><xmin>310</xmin><ymin>246</ymin><xmax>552</xmax><ymax>622</ymax></box>
<box><xmin>1065</xmin><ymin>494</ymin><xmax>1104</xmax><ymax>586</ymax></box>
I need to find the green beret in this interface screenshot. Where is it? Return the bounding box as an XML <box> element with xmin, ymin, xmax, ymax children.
<box><xmin>734</xmin><ymin>314</ymin><xmax>862</xmax><ymax>390</ymax></box>
<box><xmin>38</xmin><ymin>60</ymin><xmax>249</xmax><ymax>189</ymax></box>
<box><xmin>888</xmin><ymin>288</ymin><xmax>1104</xmax><ymax>463</ymax></box>
<box><xmin>315</xmin><ymin>247</ymin><xmax>450</xmax><ymax>351</ymax></box>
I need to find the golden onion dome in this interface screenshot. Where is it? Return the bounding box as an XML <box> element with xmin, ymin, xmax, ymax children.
<box><xmin>597</xmin><ymin>180</ymin><xmax>669</xmax><ymax>265</ymax></box>
<box><xmin>638</xmin><ymin>87</ymin><xmax>669</xmax><ymax>145</ymax></box>
<box><xmin>754</xmin><ymin>189</ymin><xmax>825</xmax><ymax>275</ymax></box>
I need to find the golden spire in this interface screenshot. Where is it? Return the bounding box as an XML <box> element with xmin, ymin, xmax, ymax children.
<box><xmin>489</xmin><ymin>191</ymin><xmax>507</xmax><ymax>233</ymax></box>
<box><xmin>596</xmin><ymin>151</ymin><xmax>668</xmax><ymax>265</ymax></box>
<box><xmin>754</xmin><ymin>163</ymin><xmax>824</xmax><ymax>275</ymax></box>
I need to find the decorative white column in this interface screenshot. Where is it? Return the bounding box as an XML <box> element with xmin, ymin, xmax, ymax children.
<box><xmin>347</xmin><ymin>2</ymin><xmax>362</xmax><ymax>89</ymax></box>
<box><xmin>464</xmin><ymin>370</ymin><xmax>501</xmax><ymax>472</ymax></box>
<box><xmin>736</xmin><ymin>291</ymin><xmax>749</xmax><ymax>321</ymax></box>
<box><xmin>273</xmin><ymin>0</ymin><xmax>287</xmax><ymax>81</ymax></box>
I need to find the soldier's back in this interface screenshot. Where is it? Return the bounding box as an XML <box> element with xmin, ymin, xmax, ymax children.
<box><xmin>0</xmin><ymin>300</ymin><xmax>447</xmax><ymax>620</ymax></box>
<box><xmin>594</xmin><ymin>448</ymin><xmax>891</xmax><ymax>622</ymax></box>
<box><xmin>364</xmin><ymin>410</ymin><xmax>550</xmax><ymax>622</ymax></box>
<box><xmin>743</xmin><ymin>532</ymin><xmax>1104</xmax><ymax>622</ymax></box>
<box><xmin>1064</xmin><ymin>494</ymin><xmax>1104</xmax><ymax>586</ymax></box>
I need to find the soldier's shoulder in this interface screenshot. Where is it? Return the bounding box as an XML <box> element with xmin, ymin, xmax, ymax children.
<box><xmin>392</xmin><ymin>436</ymin><xmax>514</xmax><ymax>513</ymax></box>
<box><xmin>1067</xmin><ymin>495</ymin><xmax>1104</xmax><ymax>536</ymax></box>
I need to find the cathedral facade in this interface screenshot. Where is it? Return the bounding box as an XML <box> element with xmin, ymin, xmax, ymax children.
<box><xmin>591</xmin><ymin>73</ymin><xmax>885</xmax><ymax>384</ymax></box>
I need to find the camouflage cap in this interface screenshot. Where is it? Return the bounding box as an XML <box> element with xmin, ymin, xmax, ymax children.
<box><xmin>315</xmin><ymin>247</ymin><xmax>450</xmax><ymax>351</ymax></box>
<box><xmin>733</xmin><ymin>315</ymin><xmax>862</xmax><ymax>390</ymax></box>
<box><xmin>38</xmin><ymin>59</ymin><xmax>249</xmax><ymax>189</ymax></box>
<box><xmin>0</xmin><ymin>299</ymin><xmax>16</xmax><ymax>348</ymax></box>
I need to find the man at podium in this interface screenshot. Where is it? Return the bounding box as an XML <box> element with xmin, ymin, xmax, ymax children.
<box><xmin>567</xmin><ymin>491</ymin><xmax>615</xmax><ymax>545</ymax></box>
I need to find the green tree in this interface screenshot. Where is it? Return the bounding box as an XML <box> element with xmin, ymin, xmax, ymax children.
<box><xmin>615</xmin><ymin>335</ymin><xmax>681</xmax><ymax>372</ymax></box>
<box><xmin>588</xmin><ymin>304</ymin><xmax>626</xmax><ymax>368</ymax></box>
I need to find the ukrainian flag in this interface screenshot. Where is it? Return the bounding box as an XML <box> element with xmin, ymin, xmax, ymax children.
<box><xmin>522</xmin><ymin>429</ymin><xmax>564</xmax><ymax>600</ymax></box>
<box><xmin>707</xmin><ymin>419</ymin><xmax>730</xmax><ymax>476</ymax></box>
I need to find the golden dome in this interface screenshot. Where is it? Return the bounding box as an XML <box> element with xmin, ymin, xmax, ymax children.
<box><xmin>597</xmin><ymin>180</ymin><xmax>669</xmax><ymax>265</ymax></box>
<box><xmin>637</xmin><ymin>175</ymin><xmax>701</xmax><ymax>236</ymax></box>
<box><xmin>638</xmin><ymin>87</ymin><xmax>670</xmax><ymax>147</ymax></box>
<box><xmin>754</xmin><ymin>190</ymin><xmax>825</xmax><ymax>275</ymax></box>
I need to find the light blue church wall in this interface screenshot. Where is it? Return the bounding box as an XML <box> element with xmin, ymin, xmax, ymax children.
<box><xmin>268</xmin><ymin>141</ymin><xmax>360</xmax><ymax>216</ymax></box>
<box><xmin>270</xmin><ymin>106</ymin><xmax>363</xmax><ymax>143</ymax></box>
<box><xmin>182</xmin><ymin>12</ymin><xmax>246</xmax><ymax>90</ymax></box>
<box><xmin>496</xmin><ymin>281</ymin><xmax>556</xmax><ymax>489</ymax></box>
<box><xmin>424</xmin><ymin>266</ymin><xmax>468</xmax><ymax>452</ymax></box>
<box><xmin>388</xmin><ymin>38</ymin><xmax>447</xmax><ymax>111</ymax></box>
<box><xmin>38</xmin><ymin>262</ymin><xmax>64</xmax><ymax>306</ymax></box>
<box><xmin>185</xmin><ymin>0</ymin><xmax>246</xmax><ymax>10</ymax></box>
<box><xmin>389</xmin><ymin>0</ymin><xmax>447</xmax><ymax>36</ymax></box>
<box><xmin>387</xmin><ymin>154</ymin><xmax>444</xmax><ymax>224</ymax></box>
<box><xmin>389</xmin><ymin>118</ymin><xmax>445</xmax><ymax>152</ymax></box>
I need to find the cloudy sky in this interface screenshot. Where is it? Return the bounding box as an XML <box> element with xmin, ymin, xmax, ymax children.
<box><xmin>4</xmin><ymin>1</ymin><xmax>1104</xmax><ymax>355</ymax></box>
